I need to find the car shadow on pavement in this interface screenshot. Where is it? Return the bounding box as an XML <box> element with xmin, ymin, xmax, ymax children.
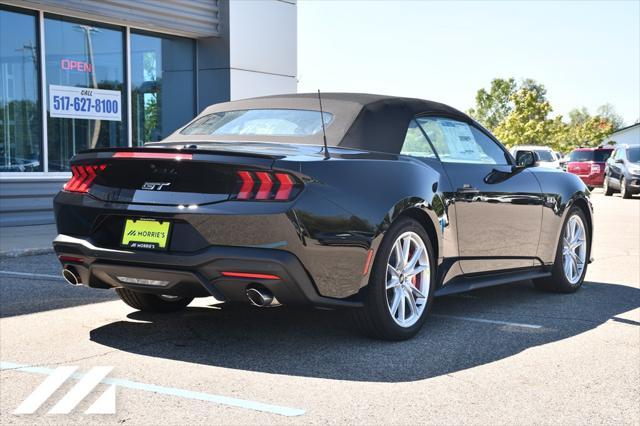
<box><xmin>0</xmin><ymin>253</ymin><xmax>118</xmax><ymax>318</ymax></box>
<box><xmin>90</xmin><ymin>280</ymin><xmax>639</xmax><ymax>382</ymax></box>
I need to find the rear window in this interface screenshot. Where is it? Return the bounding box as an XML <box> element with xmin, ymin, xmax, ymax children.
<box><xmin>180</xmin><ymin>109</ymin><xmax>333</xmax><ymax>137</ymax></box>
<box><xmin>533</xmin><ymin>150</ymin><xmax>554</xmax><ymax>162</ymax></box>
<box><xmin>569</xmin><ymin>149</ymin><xmax>613</xmax><ymax>162</ymax></box>
<box><xmin>627</xmin><ymin>147</ymin><xmax>640</xmax><ymax>163</ymax></box>
<box><xmin>513</xmin><ymin>149</ymin><xmax>554</xmax><ymax>162</ymax></box>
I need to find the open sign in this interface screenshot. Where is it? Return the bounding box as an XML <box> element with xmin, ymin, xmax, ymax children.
<box><xmin>60</xmin><ymin>59</ymin><xmax>93</xmax><ymax>73</ymax></box>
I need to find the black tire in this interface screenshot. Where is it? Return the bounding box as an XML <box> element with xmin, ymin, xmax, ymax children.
<box><xmin>350</xmin><ymin>217</ymin><xmax>436</xmax><ymax>340</ymax></box>
<box><xmin>603</xmin><ymin>175</ymin><xmax>614</xmax><ymax>196</ymax></box>
<box><xmin>116</xmin><ymin>288</ymin><xmax>193</xmax><ymax>313</ymax></box>
<box><xmin>621</xmin><ymin>177</ymin><xmax>632</xmax><ymax>199</ymax></box>
<box><xmin>533</xmin><ymin>207</ymin><xmax>590</xmax><ymax>293</ymax></box>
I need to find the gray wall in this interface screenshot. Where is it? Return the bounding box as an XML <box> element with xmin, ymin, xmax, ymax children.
<box><xmin>3</xmin><ymin>0</ymin><xmax>220</xmax><ymax>38</ymax></box>
<box><xmin>196</xmin><ymin>0</ymin><xmax>231</xmax><ymax>112</ymax></box>
<box><xmin>0</xmin><ymin>178</ymin><xmax>66</xmax><ymax>226</ymax></box>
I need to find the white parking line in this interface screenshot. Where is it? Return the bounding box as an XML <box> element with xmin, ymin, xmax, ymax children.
<box><xmin>0</xmin><ymin>361</ymin><xmax>305</xmax><ymax>417</ymax></box>
<box><xmin>0</xmin><ymin>271</ymin><xmax>63</xmax><ymax>280</ymax></box>
<box><xmin>431</xmin><ymin>314</ymin><xmax>542</xmax><ymax>329</ymax></box>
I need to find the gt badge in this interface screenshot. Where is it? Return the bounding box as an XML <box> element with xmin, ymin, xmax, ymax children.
<box><xmin>141</xmin><ymin>182</ymin><xmax>171</xmax><ymax>191</ymax></box>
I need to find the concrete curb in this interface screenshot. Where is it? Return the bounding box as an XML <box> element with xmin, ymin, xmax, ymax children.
<box><xmin>0</xmin><ymin>247</ymin><xmax>54</xmax><ymax>259</ymax></box>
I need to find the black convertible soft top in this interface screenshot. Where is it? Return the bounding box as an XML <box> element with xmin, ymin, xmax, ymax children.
<box><xmin>164</xmin><ymin>93</ymin><xmax>472</xmax><ymax>154</ymax></box>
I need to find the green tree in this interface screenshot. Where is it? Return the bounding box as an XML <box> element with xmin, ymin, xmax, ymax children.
<box><xmin>469</xmin><ymin>78</ymin><xmax>619</xmax><ymax>152</ymax></box>
<box><xmin>475</xmin><ymin>79</ymin><xmax>562</xmax><ymax>149</ymax></box>
<box><xmin>467</xmin><ymin>78</ymin><xmax>516</xmax><ymax>130</ymax></box>
<box><xmin>565</xmin><ymin>106</ymin><xmax>619</xmax><ymax>147</ymax></box>
<box><xmin>492</xmin><ymin>86</ymin><xmax>563</xmax><ymax>149</ymax></box>
<box><xmin>566</xmin><ymin>112</ymin><xmax>614</xmax><ymax>148</ymax></box>
<box><xmin>143</xmin><ymin>95</ymin><xmax>159</xmax><ymax>142</ymax></box>
<box><xmin>596</xmin><ymin>103</ymin><xmax>624</xmax><ymax>131</ymax></box>
<box><xmin>568</xmin><ymin>107</ymin><xmax>590</xmax><ymax>127</ymax></box>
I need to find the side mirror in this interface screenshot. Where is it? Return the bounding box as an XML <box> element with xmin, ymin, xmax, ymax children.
<box><xmin>615</xmin><ymin>158</ymin><xmax>624</xmax><ymax>163</ymax></box>
<box><xmin>515</xmin><ymin>150</ymin><xmax>538</xmax><ymax>168</ymax></box>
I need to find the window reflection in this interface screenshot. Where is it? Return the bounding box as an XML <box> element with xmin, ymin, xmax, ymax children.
<box><xmin>401</xmin><ymin>119</ymin><xmax>436</xmax><ymax>158</ymax></box>
<box><xmin>131</xmin><ymin>32</ymin><xmax>194</xmax><ymax>146</ymax></box>
<box><xmin>0</xmin><ymin>8</ymin><xmax>42</xmax><ymax>172</ymax></box>
<box><xmin>45</xmin><ymin>16</ymin><xmax>125</xmax><ymax>171</ymax></box>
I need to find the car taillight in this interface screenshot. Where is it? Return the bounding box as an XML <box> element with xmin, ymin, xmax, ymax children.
<box><xmin>64</xmin><ymin>164</ymin><xmax>106</xmax><ymax>193</ymax></box>
<box><xmin>590</xmin><ymin>163</ymin><xmax>601</xmax><ymax>174</ymax></box>
<box><xmin>234</xmin><ymin>170</ymin><xmax>301</xmax><ymax>201</ymax></box>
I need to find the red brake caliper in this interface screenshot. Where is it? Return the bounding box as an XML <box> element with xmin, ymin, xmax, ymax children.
<box><xmin>408</xmin><ymin>246</ymin><xmax>419</xmax><ymax>287</ymax></box>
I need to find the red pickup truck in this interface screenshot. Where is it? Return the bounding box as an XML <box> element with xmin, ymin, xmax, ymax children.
<box><xmin>566</xmin><ymin>147</ymin><xmax>614</xmax><ymax>190</ymax></box>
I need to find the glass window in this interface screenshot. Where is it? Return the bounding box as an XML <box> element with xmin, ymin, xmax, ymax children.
<box><xmin>569</xmin><ymin>149</ymin><xmax>613</xmax><ymax>162</ymax></box>
<box><xmin>400</xmin><ymin>119</ymin><xmax>436</xmax><ymax>158</ymax></box>
<box><xmin>533</xmin><ymin>149</ymin><xmax>554</xmax><ymax>162</ymax></box>
<box><xmin>626</xmin><ymin>147</ymin><xmax>639</xmax><ymax>163</ymax></box>
<box><xmin>612</xmin><ymin>148</ymin><xmax>622</xmax><ymax>160</ymax></box>
<box><xmin>594</xmin><ymin>149</ymin><xmax>613</xmax><ymax>162</ymax></box>
<box><xmin>181</xmin><ymin>109</ymin><xmax>333</xmax><ymax>137</ymax></box>
<box><xmin>45</xmin><ymin>16</ymin><xmax>125</xmax><ymax>171</ymax></box>
<box><xmin>0</xmin><ymin>8</ymin><xmax>41</xmax><ymax>172</ymax></box>
<box><xmin>131</xmin><ymin>32</ymin><xmax>195</xmax><ymax>146</ymax></box>
<box><xmin>416</xmin><ymin>117</ymin><xmax>509</xmax><ymax>165</ymax></box>
<box><xmin>569</xmin><ymin>150</ymin><xmax>592</xmax><ymax>162</ymax></box>
<box><xmin>514</xmin><ymin>149</ymin><xmax>554</xmax><ymax>162</ymax></box>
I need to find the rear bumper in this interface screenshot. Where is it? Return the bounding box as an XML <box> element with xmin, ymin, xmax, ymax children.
<box><xmin>53</xmin><ymin>190</ymin><xmax>372</xmax><ymax>300</ymax></box>
<box><xmin>53</xmin><ymin>234</ymin><xmax>362</xmax><ymax>309</ymax></box>
<box><xmin>576</xmin><ymin>173</ymin><xmax>604</xmax><ymax>187</ymax></box>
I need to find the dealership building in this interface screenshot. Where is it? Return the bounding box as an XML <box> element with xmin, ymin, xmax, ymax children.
<box><xmin>603</xmin><ymin>123</ymin><xmax>640</xmax><ymax>147</ymax></box>
<box><xmin>0</xmin><ymin>0</ymin><xmax>297</xmax><ymax>226</ymax></box>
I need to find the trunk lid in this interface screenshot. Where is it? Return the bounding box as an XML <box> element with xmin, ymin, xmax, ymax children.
<box><xmin>70</xmin><ymin>142</ymin><xmax>319</xmax><ymax>206</ymax></box>
<box><xmin>72</xmin><ymin>146</ymin><xmax>280</xmax><ymax>206</ymax></box>
<box><xmin>90</xmin><ymin>158</ymin><xmax>235</xmax><ymax>206</ymax></box>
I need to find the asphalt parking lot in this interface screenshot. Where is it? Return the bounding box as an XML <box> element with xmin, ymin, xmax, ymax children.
<box><xmin>1</xmin><ymin>191</ymin><xmax>638</xmax><ymax>425</ymax></box>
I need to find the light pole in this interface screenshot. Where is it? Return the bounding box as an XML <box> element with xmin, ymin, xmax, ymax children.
<box><xmin>14</xmin><ymin>42</ymin><xmax>38</xmax><ymax>166</ymax></box>
<box><xmin>75</xmin><ymin>24</ymin><xmax>100</xmax><ymax>148</ymax></box>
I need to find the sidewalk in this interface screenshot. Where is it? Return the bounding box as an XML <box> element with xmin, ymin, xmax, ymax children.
<box><xmin>0</xmin><ymin>224</ymin><xmax>57</xmax><ymax>258</ymax></box>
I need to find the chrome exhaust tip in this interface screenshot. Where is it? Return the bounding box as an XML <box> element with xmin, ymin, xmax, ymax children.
<box><xmin>246</xmin><ymin>286</ymin><xmax>280</xmax><ymax>307</ymax></box>
<box><xmin>62</xmin><ymin>267</ymin><xmax>81</xmax><ymax>286</ymax></box>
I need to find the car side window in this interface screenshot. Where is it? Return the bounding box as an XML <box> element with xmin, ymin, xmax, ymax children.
<box><xmin>400</xmin><ymin>119</ymin><xmax>436</xmax><ymax>158</ymax></box>
<box><xmin>619</xmin><ymin>149</ymin><xmax>626</xmax><ymax>160</ymax></box>
<box><xmin>415</xmin><ymin>117</ymin><xmax>509</xmax><ymax>165</ymax></box>
<box><xmin>612</xmin><ymin>149</ymin><xmax>622</xmax><ymax>161</ymax></box>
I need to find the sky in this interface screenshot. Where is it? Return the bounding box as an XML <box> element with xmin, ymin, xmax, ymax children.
<box><xmin>298</xmin><ymin>0</ymin><xmax>640</xmax><ymax>126</ymax></box>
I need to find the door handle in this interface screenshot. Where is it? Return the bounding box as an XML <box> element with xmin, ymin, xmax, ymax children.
<box><xmin>457</xmin><ymin>185</ymin><xmax>480</xmax><ymax>194</ymax></box>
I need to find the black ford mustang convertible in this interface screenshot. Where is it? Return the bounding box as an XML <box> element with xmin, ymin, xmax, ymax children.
<box><xmin>53</xmin><ymin>93</ymin><xmax>593</xmax><ymax>340</ymax></box>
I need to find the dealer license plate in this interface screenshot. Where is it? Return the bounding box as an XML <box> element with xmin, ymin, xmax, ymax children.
<box><xmin>121</xmin><ymin>218</ymin><xmax>171</xmax><ymax>250</ymax></box>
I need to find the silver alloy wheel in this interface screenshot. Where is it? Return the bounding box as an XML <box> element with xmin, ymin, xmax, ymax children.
<box><xmin>621</xmin><ymin>178</ymin><xmax>627</xmax><ymax>197</ymax></box>
<box><xmin>562</xmin><ymin>214</ymin><xmax>587</xmax><ymax>284</ymax></box>
<box><xmin>385</xmin><ymin>231</ymin><xmax>430</xmax><ymax>327</ymax></box>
